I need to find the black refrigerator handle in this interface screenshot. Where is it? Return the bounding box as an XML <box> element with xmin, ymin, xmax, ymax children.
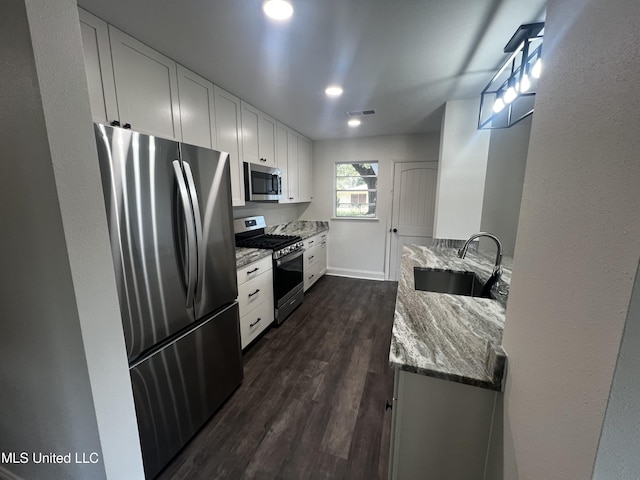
<box><xmin>182</xmin><ymin>161</ymin><xmax>205</xmax><ymax>306</ymax></box>
<box><xmin>172</xmin><ymin>160</ymin><xmax>198</xmax><ymax>307</ymax></box>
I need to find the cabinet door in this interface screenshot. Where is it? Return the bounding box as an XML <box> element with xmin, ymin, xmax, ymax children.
<box><xmin>298</xmin><ymin>136</ymin><xmax>313</xmax><ymax>202</ymax></box>
<box><xmin>109</xmin><ymin>26</ymin><xmax>181</xmax><ymax>140</ymax></box>
<box><xmin>276</xmin><ymin>123</ymin><xmax>290</xmax><ymax>203</ymax></box>
<box><xmin>259</xmin><ymin>113</ymin><xmax>277</xmax><ymax>167</ymax></box>
<box><xmin>318</xmin><ymin>232</ymin><xmax>328</xmax><ymax>275</ymax></box>
<box><xmin>287</xmin><ymin>129</ymin><xmax>300</xmax><ymax>202</ymax></box>
<box><xmin>240</xmin><ymin>101</ymin><xmax>260</xmax><ymax>165</ymax></box>
<box><xmin>78</xmin><ymin>8</ymin><xmax>118</xmax><ymax>124</ymax></box>
<box><xmin>214</xmin><ymin>86</ymin><xmax>245</xmax><ymax>206</ymax></box>
<box><xmin>176</xmin><ymin>65</ymin><xmax>216</xmax><ymax>149</ymax></box>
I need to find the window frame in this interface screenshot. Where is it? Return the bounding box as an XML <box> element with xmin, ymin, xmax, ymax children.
<box><xmin>334</xmin><ymin>161</ymin><xmax>379</xmax><ymax>220</ymax></box>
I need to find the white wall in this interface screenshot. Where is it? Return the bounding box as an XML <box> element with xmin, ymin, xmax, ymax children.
<box><xmin>480</xmin><ymin>120</ymin><xmax>531</xmax><ymax>256</ymax></box>
<box><xmin>0</xmin><ymin>1</ymin><xmax>144</xmax><ymax>478</ymax></box>
<box><xmin>593</xmin><ymin>260</ymin><xmax>640</xmax><ymax>479</ymax></box>
<box><xmin>499</xmin><ymin>0</ymin><xmax>640</xmax><ymax>478</ymax></box>
<box><xmin>432</xmin><ymin>99</ymin><xmax>491</xmax><ymax>240</ymax></box>
<box><xmin>300</xmin><ymin>133</ymin><xmax>440</xmax><ymax>280</ymax></box>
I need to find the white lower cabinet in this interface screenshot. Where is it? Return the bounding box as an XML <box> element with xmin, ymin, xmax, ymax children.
<box><xmin>237</xmin><ymin>256</ymin><xmax>274</xmax><ymax>349</ymax></box>
<box><xmin>303</xmin><ymin>231</ymin><xmax>328</xmax><ymax>291</ymax></box>
<box><xmin>389</xmin><ymin>368</ymin><xmax>497</xmax><ymax>480</ymax></box>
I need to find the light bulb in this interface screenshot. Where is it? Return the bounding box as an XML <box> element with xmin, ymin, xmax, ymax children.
<box><xmin>520</xmin><ymin>74</ymin><xmax>531</xmax><ymax>93</ymax></box>
<box><xmin>504</xmin><ymin>86</ymin><xmax>517</xmax><ymax>104</ymax></box>
<box><xmin>263</xmin><ymin>0</ymin><xmax>293</xmax><ymax>20</ymax></box>
<box><xmin>493</xmin><ymin>97</ymin><xmax>505</xmax><ymax>113</ymax></box>
<box><xmin>348</xmin><ymin>118</ymin><xmax>361</xmax><ymax>127</ymax></box>
<box><xmin>531</xmin><ymin>58</ymin><xmax>542</xmax><ymax>79</ymax></box>
<box><xmin>325</xmin><ymin>86</ymin><xmax>343</xmax><ymax>97</ymax></box>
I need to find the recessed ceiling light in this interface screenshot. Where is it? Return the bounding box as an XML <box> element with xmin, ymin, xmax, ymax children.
<box><xmin>325</xmin><ymin>86</ymin><xmax>343</xmax><ymax>97</ymax></box>
<box><xmin>263</xmin><ymin>0</ymin><xmax>293</xmax><ymax>21</ymax></box>
<box><xmin>348</xmin><ymin>118</ymin><xmax>361</xmax><ymax>127</ymax></box>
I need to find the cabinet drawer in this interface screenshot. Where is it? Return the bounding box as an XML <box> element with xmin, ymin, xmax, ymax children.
<box><xmin>303</xmin><ymin>235</ymin><xmax>320</xmax><ymax>250</ymax></box>
<box><xmin>237</xmin><ymin>255</ymin><xmax>272</xmax><ymax>285</ymax></box>
<box><xmin>239</xmin><ymin>297</ymin><xmax>274</xmax><ymax>349</ymax></box>
<box><xmin>238</xmin><ymin>269</ymin><xmax>274</xmax><ymax>318</ymax></box>
<box><xmin>304</xmin><ymin>245</ymin><xmax>320</xmax><ymax>269</ymax></box>
<box><xmin>304</xmin><ymin>261</ymin><xmax>323</xmax><ymax>291</ymax></box>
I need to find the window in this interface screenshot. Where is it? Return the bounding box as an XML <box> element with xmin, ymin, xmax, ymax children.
<box><xmin>335</xmin><ymin>162</ymin><xmax>378</xmax><ymax>218</ymax></box>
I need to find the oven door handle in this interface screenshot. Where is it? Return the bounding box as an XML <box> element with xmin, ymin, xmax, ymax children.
<box><xmin>275</xmin><ymin>248</ymin><xmax>305</xmax><ymax>266</ymax></box>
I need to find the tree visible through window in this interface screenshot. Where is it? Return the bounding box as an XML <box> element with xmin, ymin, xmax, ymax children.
<box><xmin>335</xmin><ymin>162</ymin><xmax>378</xmax><ymax>218</ymax></box>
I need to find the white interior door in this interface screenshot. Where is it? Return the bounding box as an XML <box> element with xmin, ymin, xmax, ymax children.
<box><xmin>389</xmin><ymin>162</ymin><xmax>438</xmax><ymax>281</ymax></box>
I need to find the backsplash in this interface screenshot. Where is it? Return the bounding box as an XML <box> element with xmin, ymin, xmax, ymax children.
<box><xmin>232</xmin><ymin>202</ymin><xmax>307</xmax><ymax>226</ymax></box>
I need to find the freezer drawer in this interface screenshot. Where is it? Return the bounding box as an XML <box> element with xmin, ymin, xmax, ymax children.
<box><xmin>129</xmin><ymin>303</ymin><xmax>242</xmax><ymax>479</ymax></box>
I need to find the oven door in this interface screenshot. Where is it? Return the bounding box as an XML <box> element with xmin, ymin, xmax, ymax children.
<box><xmin>274</xmin><ymin>249</ymin><xmax>304</xmax><ymax>303</ymax></box>
<box><xmin>244</xmin><ymin>162</ymin><xmax>282</xmax><ymax>201</ymax></box>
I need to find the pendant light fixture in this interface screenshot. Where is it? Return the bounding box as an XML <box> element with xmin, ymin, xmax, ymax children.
<box><xmin>478</xmin><ymin>22</ymin><xmax>544</xmax><ymax>130</ymax></box>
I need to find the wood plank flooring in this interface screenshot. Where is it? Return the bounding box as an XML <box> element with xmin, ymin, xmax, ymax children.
<box><xmin>157</xmin><ymin>275</ymin><xmax>398</xmax><ymax>480</ymax></box>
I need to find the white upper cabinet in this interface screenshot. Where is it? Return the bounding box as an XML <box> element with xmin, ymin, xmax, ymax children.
<box><xmin>78</xmin><ymin>9</ymin><xmax>118</xmax><ymax>124</ymax></box>
<box><xmin>275</xmin><ymin>122</ymin><xmax>310</xmax><ymax>204</ymax></box>
<box><xmin>276</xmin><ymin>123</ymin><xmax>290</xmax><ymax>202</ymax></box>
<box><xmin>109</xmin><ymin>26</ymin><xmax>181</xmax><ymax>141</ymax></box>
<box><xmin>214</xmin><ymin>86</ymin><xmax>245</xmax><ymax>207</ymax></box>
<box><xmin>258</xmin><ymin>114</ymin><xmax>276</xmax><ymax>167</ymax></box>
<box><xmin>287</xmin><ymin>130</ymin><xmax>301</xmax><ymax>202</ymax></box>
<box><xmin>176</xmin><ymin>65</ymin><xmax>217</xmax><ymax>149</ymax></box>
<box><xmin>298</xmin><ymin>136</ymin><xmax>313</xmax><ymax>202</ymax></box>
<box><xmin>276</xmin><ymin>123</ymin><xmax>301</xmax><ymax>203</ymax></box>
<box><xmin>241</xmin><ymin>101</ymin><xmax>276</xmax><ymax>167</ymax></box>
<box><xmin>78</xmin><ymin>8</ymin><xmax>313</xmax><ymax>205</ymax></box>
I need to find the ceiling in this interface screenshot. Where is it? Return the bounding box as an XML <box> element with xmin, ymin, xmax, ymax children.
<box><xmin>76</xmin><ymin>0</ymin><xmax>546</xmax><ymax>140</ymax></box>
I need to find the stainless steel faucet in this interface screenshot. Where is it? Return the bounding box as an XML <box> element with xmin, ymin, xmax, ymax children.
<box><xmin>458</xmin><ymin>232</ymin><xmax>503</xmax><ymax>277</ymax></box>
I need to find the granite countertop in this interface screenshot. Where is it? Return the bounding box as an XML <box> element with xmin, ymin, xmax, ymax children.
<box><xmin>389</xmin><ymin>243</ymin><xmax>513</xmax><ymax>391</ymax></box>
<box><xmin>235</xmin><ymin>221</ymin><xmax>329</xmax><ymax>268</ymax></box>
<box><xmin>267</xmin><ymin>220</ymin><xmax>329</xmax><ymax>240</ymax></box>
<box><xmin>235</xmin><ymin>247</ymin><xmax>272</xmax><ymax>269</ymax></box>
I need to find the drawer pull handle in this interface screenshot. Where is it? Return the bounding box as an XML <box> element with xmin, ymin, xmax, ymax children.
<box><xmin>247</xmin><ymin>267</ymin><xmax>259</xmax><ymax>274</ymax></box>
<box><xmin>250</xmin><ymin>318</ymin><xmax>261</xmax><ymax>327</ymax></box>
<box><xmin>309</xmin><ymin>274</ymin><xmax>314</xmax><ymax>280</ymax></box>
<box><xmin>248</xmin><ymin>289</ymin><xmax>260</xmax><ymax>298</ymax></box>
<box><xmin>321</xmin><ymin>241</ymin><xmax>326</xmax><ymax>245</ymax></box>
<box><xmin>309</xmin><ymin>255</ymin><xmax>314</xmax><ymax>260</ymax></box>
<box><xmin>309</xmin><ymin>240</ymin><xmax>314</xmax><ymax>244</ymax></box>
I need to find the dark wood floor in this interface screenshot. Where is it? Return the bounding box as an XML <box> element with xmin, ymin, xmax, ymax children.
<box><xmin>158</xmin><ymin>275</ymin><xmax>398</xmax><ymax>480</ymax></box>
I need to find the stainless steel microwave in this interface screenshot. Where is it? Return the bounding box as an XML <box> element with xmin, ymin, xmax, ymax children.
<box><xmin>244</xmin><ymin>162</ymin><xmax>282</xmax><ymax>201</ymax></box>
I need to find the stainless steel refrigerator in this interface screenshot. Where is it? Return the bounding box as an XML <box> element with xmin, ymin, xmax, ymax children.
<box><xmin>94</xmin><ymin>124</ymin><xmax>243</xmax><ymax>479</ymax></box>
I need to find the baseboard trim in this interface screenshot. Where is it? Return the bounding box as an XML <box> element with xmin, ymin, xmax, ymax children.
<box><xmin>326</xmin><ymin>267</ymin><xmax>385</xmax><ymax>281</ymax></box>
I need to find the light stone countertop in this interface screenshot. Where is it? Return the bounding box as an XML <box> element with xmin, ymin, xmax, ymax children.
<box><xmin>235</xmin><ymin>247</ymin><xmax>272</xmax><ymax>269</ymax></box>
<box><xmin>266</xmin><ymin>220</ymin><xmax>329</xmax><ymax>239</ymax></box>
<box><xmin>389</xmin><ymin>244</ymin><xmax>513</xmax><ymax>391</ymax></box>
<box><xmin>235</xmin><ymin>220</ymin><xmax>328</xmax><ymax>268</ymax></box>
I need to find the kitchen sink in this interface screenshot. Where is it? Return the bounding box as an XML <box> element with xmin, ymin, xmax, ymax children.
<box><xmin>414</xmin><ymin>267</ymin><xmax>495</xmax><ymax>299</ymax></box>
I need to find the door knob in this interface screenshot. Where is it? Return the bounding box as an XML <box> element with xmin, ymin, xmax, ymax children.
<box><xmin>393</xmin><ymin>228</ymin><xmax>398</xmax><ymax>233</ymax></box>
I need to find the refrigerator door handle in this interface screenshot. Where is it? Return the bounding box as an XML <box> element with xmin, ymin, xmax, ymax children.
<box><xmin>172</xmin><ymin>160</ymin><xmax>197</xmax><ymax>308</ymax></box>
<box><xmin>182</xmin><ymin>161</ymin><xmax>205</xmax><ymax>305</ymax></box>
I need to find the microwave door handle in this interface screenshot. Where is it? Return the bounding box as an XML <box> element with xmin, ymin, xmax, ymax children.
<box><xmin>173</xmin><ymin>160</ymin><xmax>197</xmax><ymax>308</ymax></box>
<box><xmin>182</xmin><ymin>161</ymin><xmax>204</xmax><ymax>305</ymax></box>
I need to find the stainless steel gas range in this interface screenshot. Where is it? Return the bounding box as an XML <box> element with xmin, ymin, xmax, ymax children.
<box><xmin>234</xmin><ymin>216</ymin><xmax>304</xmax><ymax>324</ymax></box>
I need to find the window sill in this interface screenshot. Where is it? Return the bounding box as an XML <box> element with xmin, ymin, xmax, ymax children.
<box><xmin>330</xmin><ymin>217</ymin><xmax>379</xmax><ymax>222</ymax></box>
